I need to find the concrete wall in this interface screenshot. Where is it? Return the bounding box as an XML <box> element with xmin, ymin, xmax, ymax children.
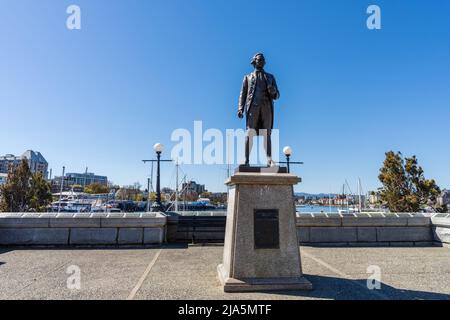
<box><xmin>431</xmin><ymin>214</ymin><xmax>450</xmax><ymax>247</ymax></box>
<box><xmin>0</xmin><ymin>212</ymin><xmax>166</xmax><ymax>246</ymax></box>
<box><xmin>170</xmin><ymin>212</ymin><xmax>450</xmax><ymax>248</ymax></box>
<box><xmin>296</xmin><ymin>213</ymin><xmax>434</xmax><ymax>247</ymax></box>
<box><xmin>2</xmin><ymin>212</ymin><xmax>450</xmax><ymax>248</ymax></box>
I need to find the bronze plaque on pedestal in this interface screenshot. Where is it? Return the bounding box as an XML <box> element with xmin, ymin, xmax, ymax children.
<box><xmin>254</xmin><ymin>209</ymin><xmax>280</xmax><ymax>249</ymax></box>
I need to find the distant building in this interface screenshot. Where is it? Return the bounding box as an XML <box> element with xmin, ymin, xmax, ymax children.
<box><xmin>0</xmin><ymin>150</ymin><xmax>48</xmax><ymax>178</ymax></box>
<box><xmin>182</xmin><ymin>181</ymin><xmax>207</xmax><ymax>195</ymax></box>
<box><xmin>437</xmin><ymin>189</ymin><xmax>450</xmax><ymax>206</ymax></box>
<box><xmin>0</xmin><ymin>154</ymin><xmax>19</xmax><ymax>173</ymax></box>
<box><xmin>65</xmin><ymin>172</ymin><xmax>108</xmax><ymax>186</ymax></box>
<box><xmin>0</xmin><ymin>173</ymin><xmax>7</xmax><ymax>185</ymax></box>
<box><xmin>161</xmin><ymin>187</ymin><xmax>175</xmax><ymax>194</ymax></box>
<box><xmin>369</xmin><ymin>192</ymin><xmax>381</xmax><ymax>205</ymax></box>
<box><xmin>51</xmin><ymin>172</ymin><xmax>108</xmax><ymax>193</ymax></box>
<box><xmin>335</xmin><ymin>196</ymin><xmax>351</xmax><ymax>206</ymax></box>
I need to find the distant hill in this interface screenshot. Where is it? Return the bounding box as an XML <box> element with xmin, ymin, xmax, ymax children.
<box><xmin>295</xmin><ymin>192</ymin><xmax>338</xmax><ymax>198</ymax></box>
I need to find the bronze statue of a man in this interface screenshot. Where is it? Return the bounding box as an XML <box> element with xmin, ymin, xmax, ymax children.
<box><xmin>238</xmin><ymin>53</ymin><xmax>280</xmax><ymax>167</ymax></box>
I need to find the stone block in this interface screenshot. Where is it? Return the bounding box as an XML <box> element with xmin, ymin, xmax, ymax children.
<box><xmin>101</xmin><ymin>217</ymin><xmax>166</xmax><ymax>228</ymax></box>
<box><xmin>0</xmin><ymin>213</ymin><xmax>24</xmax><ymax>218</ymax></box>
<box><xmin>357</xmin><ymin>227</ymin><xmax>377</xmax><ymax>242</ymax></box>
<box><xmin>49</xmin><ymin>218</ymin><xmax>101</xmax><ymax>228</ymax></box>
<box><xmin>39</xmin><ymin>213</ymin><xmax>58</xmax><ymax>218</ymax></box>
<box><xmin>431</xmin><ymin>217</ymin><xmax>450</xmax><ymax>227</ymax></box>
<box><xmin>433</xmin><ymin>226</ymin><xmax>450</xmax><ymax>244</ymax></box>
<box><xmin>0</xmin><ymin>228</ymin><xmax>69</xmax><ymax>245</ymax></box>
<box><xmin>297</xmin><ymin>227</ymin><xmax>310</xmax><ymax>243</ymax></box>
<box><xmin>107</xmin><ymin>212</ymin><xmax>125</xmax><ymax>218</ymax></box>
<box><xmin>342</xmin><ymin>216</ymin><xmax>386</xmax><ymax>227</ymax></box>
<box><xmin>407</xmin><ymin>216</ymin><xmax>431</xmax><ymax>226</ymax></box>
<box><xmin>90</xmin><ymin>212</ymin><xmax>109</xmax><ymax>218</ymax></box>
<box><xmin>70</xmin><ymin>228</ymin><xmax>117</xmax><ymax>245</ymax></box>
<box><xmin>376</xmin><ymin>227</ymin><xmax>432</xmax><ymax>242</ymax></box>
<box><xmin>118</xmin><ymin>228</ymin><xmax>143</xmax><ymax>245</ymax></box>
<box><xmin>56</xmin><ymin>213</ymin><xmax>75</xmax><ymax>218</ymax></box>
<box><xmin>0</xmin><ymin>218</ymin><xmax>50</xmax><ymax>228</ymax></box>
<box><xmin>384</xmin><ymin>217</ymin><xmax>408</xmax><ymax>226</ymax></box>
<box><xmin>395</xmin><ymin>213</ymin><xmax>412</xmax><ymax>217</ymax></box>
<box><xmin>141</xmin><ymin>213</ymin><xmax>157</xmax><ymax>218</ymax></box>
<box><xmin>297</xmin><ymin>216</ymin><xmax>341</xmax><ymax>227</ymax></box>
<box><xmin>124</xmin><ymin>213</ymin><xmax>142</xmax><ymax>218</ymax></box>
<box><xmin>21</xmin><ymin>213</ymin><xmax>43</xmax><ymax>218</ymax></box>
<box><xmin>73</xmin><ymin>213</ymin><xmax>92</xmax><ymax>218</ymax></box>
<box><xmin>309</xmin><ymin>227</ymin><xmax>357</xmax><ymax>243</ymax></box>
<box><xmin>143</xmin><ymin>228</ymin><xmax>164</xmax><ymax>244</ymax></box>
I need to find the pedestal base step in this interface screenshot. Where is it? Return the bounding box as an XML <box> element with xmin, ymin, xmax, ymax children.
<box><xmin>236</xmin><ymin>165</ymin><xmax>288</xmax><ymax>174</ymax></box>
<box><xmin>217</xmin><ymin>264</ymin><xmax>313</xmax><ymax>292</ymax></box>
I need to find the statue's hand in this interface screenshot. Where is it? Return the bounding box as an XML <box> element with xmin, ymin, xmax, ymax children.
<box><xmin>238</xmin><ymin>110</ymin><xmax>244</xmax><ymax>119</ymax></box>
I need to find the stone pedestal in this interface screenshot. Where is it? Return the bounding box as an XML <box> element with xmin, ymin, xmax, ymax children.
<box><xmin>218</xmin><ymin>170</ymin><xmax>312</xmax><ymax>292</ymax></box>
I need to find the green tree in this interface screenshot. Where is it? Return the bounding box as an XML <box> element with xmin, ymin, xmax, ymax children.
<box><xmin>133</xmin><ymin>193</ymin><xmax>144</xmax><ymax>201</ymax></box>
<box><xmin>84</xmin><ymin>183</ymin><xmax>109</xmax><ymax>194</ymax></box>
<box><xmin>0</xmin><ymin>160</ymin><xmax>54</xmax><ymax>212</ymax></box>
<box><xmin>148</xmin><ymin>192</ymin><xmax>157</xmax><ymax>201</ymax></box>
<box><xmin>200</xmin><ymin>192</ymin><xmax>212</xmax><ymax>199</ymax></box>
<box><xmin>28</xmin><ymin>172</ymin><xmax>53</xmax><ymax>212</ymax></box>
<box><xmin>0</xmin><ymin>159</ymin><xmax>31</xmax><ymax>212</ymax></box>
<box><xmin>378</xmin><ymin>151</ymin><xmax>441</xmax><ymax>212</ymax></box>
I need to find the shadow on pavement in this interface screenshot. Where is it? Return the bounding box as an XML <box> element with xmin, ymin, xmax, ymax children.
<box><xmin>262</xmin><ymin>274</ymin><xmax>450</xmax><ymax>300</ymax></box>
<box><xmin>0</xmin><ymin>248</ymin><xmax>13</xmax><ymax>266</ymax></box>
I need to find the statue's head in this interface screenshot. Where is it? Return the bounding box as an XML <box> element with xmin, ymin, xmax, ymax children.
<box><xmin>251</xmin><ymin>53</ymin><xmax>266</xmax><ymax>69</ymax></box>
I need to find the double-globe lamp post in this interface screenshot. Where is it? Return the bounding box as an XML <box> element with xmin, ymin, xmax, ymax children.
<box><xmin>151</xmin><ymin>143</ymin><xmax>295</xmax><ymax>211</ymax></box>
<box><xmin>153</xmin><ymin>143</ymin><xmax>164</xmax><ymax>211</ymax></box>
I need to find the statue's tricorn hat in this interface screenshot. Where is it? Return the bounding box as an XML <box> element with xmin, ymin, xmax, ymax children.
<box><xmin>251</xmin><ymin>53</ymin><xmax>265</xmax><ymax>65</ymax></box>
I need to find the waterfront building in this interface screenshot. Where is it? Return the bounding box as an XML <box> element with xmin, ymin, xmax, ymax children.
<box><xmin>65</xmin><ymin>172</ymin><xmax>108</xmax><ymax>186</ymax></box>
<box><xmin>318</xmin><ymin>197</ymin><xmax>334</xmax><ymax>206</ymax></box>
<box><xmin>369</xmin><ymin>192</ymin><xmax>381</xmax><ymax>205</ymax></box>
<box><xmin>182</xmin><ymin>181</ymin><xmax>207</xmax><ymax>195</ymax></box>
<box><xmin>51</xmin><ymin>172</ymin><xmax>108</xmax><ymax>193</ymax></box>
<box><xmin>0</xmin><ymin>150</ymin><xmax>48</xmax><ymax>178</ymax></box>
<box><xmin>0</xmin><ymin>173</ymin><xmax>7</xmax><ymax>185</ymax></box>
<box><xmin>437</xmin><ymin>189</ymin><xmax>450</xmax><ymax>206</ymax></box>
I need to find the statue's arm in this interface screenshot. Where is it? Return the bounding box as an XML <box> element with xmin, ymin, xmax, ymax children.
<box><xmin>272</xmin><ymin>75</ymin><xmax>280</xmax><ymax>100</ymax></box>
<box><xmin>238</xmin><ymin>76</ymin><xmax>248</xmax><ymax>114</ymax></box>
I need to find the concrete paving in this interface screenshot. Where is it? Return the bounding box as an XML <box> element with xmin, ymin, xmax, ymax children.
<box><xmin>1</xmin><ymin>245</ymin><xmax>450</xmax><ymax>300</ymax></box>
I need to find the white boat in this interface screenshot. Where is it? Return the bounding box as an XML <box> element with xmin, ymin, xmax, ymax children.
<box><xmin>50</xmin><ymin>200</ymin><xmax>91</xmax><ymax>212</ymax></box>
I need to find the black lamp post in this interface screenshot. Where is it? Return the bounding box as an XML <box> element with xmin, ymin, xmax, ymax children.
<box><xmin>283</xmin><ymin>146</ymin><xmax>292</xmax><ymax>173</ymax></box>
<box><xmin>142</xmin><ymin>146</ymin><xmax>172</xmax><ymax>213</ymax></box>
<box><xmin>153</xmin><ymin>143</ymin><xmax>163</xmax><ymax>211</ymax></box>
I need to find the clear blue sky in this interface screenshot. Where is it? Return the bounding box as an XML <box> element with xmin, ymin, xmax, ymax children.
<box><xmin>1</xmin><ymin>0</ymin><xmax>449</xmax><ymax>194</ymax></box>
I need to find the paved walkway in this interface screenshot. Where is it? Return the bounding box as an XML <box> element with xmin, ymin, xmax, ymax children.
<box><xmin>1</xmin><ymin>245</ymin><xmax>450</xmax><ymax>300</ymax></box>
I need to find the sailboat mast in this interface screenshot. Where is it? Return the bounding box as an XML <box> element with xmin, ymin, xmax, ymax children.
<box><xmin>358</xmin><ymin>178</ymin><xmax>362</xmax><ymax>212</ymax></box>
<box><xmin>175</xmin><ymin>160</ymin><xmax>179</xmax><ymax>212</ymax></box>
